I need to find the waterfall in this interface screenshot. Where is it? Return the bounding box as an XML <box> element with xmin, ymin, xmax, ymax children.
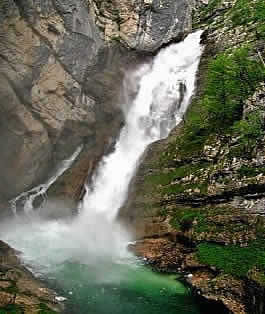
<box><xmin>0</xmin><ymin>31</ymin><xmax>203</xmax><ymax>275</ymax></box>
<box><xmin>80</xmin><ymin>30</ymin><xmax>203</xmax><ymax>222</ymax></box>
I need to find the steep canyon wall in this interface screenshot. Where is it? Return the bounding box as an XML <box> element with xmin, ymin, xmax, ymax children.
<box><xmin>0</xmin><ymin>0</ymin><xmax>192</xmax><ymax>211</ymax></box>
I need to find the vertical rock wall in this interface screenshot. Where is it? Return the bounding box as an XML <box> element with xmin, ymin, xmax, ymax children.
<box><xmin>0</xmin><ymin>0</ymin><xmax>192</xmax><ymax>206</ymax></box>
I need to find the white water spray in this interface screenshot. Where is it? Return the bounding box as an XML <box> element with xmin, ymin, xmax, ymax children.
<box><xmin>80</xmin><ymin>30</ymin><xmax>203</xmax><ymax>221</ymax></box>
<box><xmin>0</xmin><ymin>31</ymin><xmax>203</xmax><ymax>275</ymax></box>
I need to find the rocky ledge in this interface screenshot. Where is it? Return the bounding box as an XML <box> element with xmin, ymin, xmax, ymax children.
<box><xmin>129</xmin><ymin>232</ymin><xmax>265</xmax><ymax>314</ymax></box>
<box><xmin>0</xmin><ymin>240</ymin><xmax>63</xmax><ymax>313</ymax></box>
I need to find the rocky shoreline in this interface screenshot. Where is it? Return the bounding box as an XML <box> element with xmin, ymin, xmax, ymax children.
<box><xmin>129</xmin><ymin>234</ymin><xmax>260</xmax><ymax>314</ymax></box>
<box><xmin>0</xmin><ymin>240</ymin><xmax>63</xmax><ymax>313</ymax></box>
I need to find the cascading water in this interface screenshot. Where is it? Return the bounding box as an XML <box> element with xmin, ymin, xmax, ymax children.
<box><xmin>80</xmin><ymin>30</ymin><xmax>203</xmax><ymax>222</ymax></box>
<box><xmin>0</xmin><ymin>31</ymin><xmax>204</xmax><ymax>314</ymax></box>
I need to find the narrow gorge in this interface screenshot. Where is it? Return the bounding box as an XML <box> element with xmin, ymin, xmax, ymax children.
<box><xmin>0</xmin><ymin>0</ymin><xmax>265</xmax><ymax>314</ymax></box>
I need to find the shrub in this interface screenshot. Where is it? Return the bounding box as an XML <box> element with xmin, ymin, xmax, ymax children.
<box><xmin>178</xmin><ymin>46</ymin><xmax>265</xmax><ymax>156</ymax></box>
<box><xmin>230</xmin><ymin>0</ymin><xmax>265</xmax><ymax>38</ymax></box>
<box><xmin>233</xmin><ymin>110</ymin><xmax>264</xmax><ymax>153</ymax></box>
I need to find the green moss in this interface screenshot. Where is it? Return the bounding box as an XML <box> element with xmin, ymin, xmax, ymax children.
<box><xmin>162</xmin><ymin>184</ymin><xmax>186</xmax><ymax>196</ymax></box>
<box><xmin>250</xmin><ymin>270</ymin><xmax>265</xmax><ymax>286</ymax></box>
<box><xmin>168</xmin><ymin>205</ymin><xmax>258</xmax><ymax>237</ymax></box>
<box><xmin>177</xmin><ymin>46</ymin><xmax>265</xmax><ymax>157</ymax></box>
<box><xmin>146</xmin><ymin>162</ymin><xmax>209</xmax><ymax>186</ymax></box>
<box><xmin>0</xmin><ymin>304</ymin><xmax>23</xmax><ymax>314</ymax></box>
<box><xmin>4</xmin><ymin>285</ymin><xmax>19</xmax><ymax>295</ymax></box>
<box><xmin>237</xmin><ymin>165</ymin><xmax>265</xmax><ymax>178</ymax></box>
<box><xmin>203</xmin><ymin>0</ymin><xmax>222</xmax><ymax>15</ymax></box>
<box><xmin>232</xmin><ymin>110</ymin><xmax>264</xmax><ymax>155</ymax></box>
<box><xmin>169</xmin><ymin>207</ymin><xmax>208</xmax><ymax>232</ymax></box>
<box><xmin>231</xmin><ymin>0</ymin><xmax>265</xmax><ymax>38</ymax></box>
<box><xmin>111</xmin><ymin>35</ymin><xmax>122</xmax><ymax>42</ymax></box>
<box><xmin>161</xmin><ymin>182</ymin><xmax>208</xmax><ymax>196</ymax></box>
<box><xmin>197</xmin><ymin>240</ymin><xmax>265</xmax><ymax>278</ymax></box>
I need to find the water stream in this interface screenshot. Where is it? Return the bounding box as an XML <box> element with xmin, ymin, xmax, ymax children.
<box><xmin>0</xmin><ymin>31</ymin><xmax>204</xmax><ymax>313</ymax></box>
<box><xmin>10</xmin><ymin>145</ymin><xmax>83</xmax><ymax>215</ymax></box>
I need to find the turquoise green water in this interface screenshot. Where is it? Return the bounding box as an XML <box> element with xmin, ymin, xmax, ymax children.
<box><xmin>0</xmin><ymin>219</ymin><xmax>201</xmax><ymax>314</ymax></box>
<box><xmin>49</xmin><ymin>260</ymin><xmax>200</xmax><ymax>314</ymax></box>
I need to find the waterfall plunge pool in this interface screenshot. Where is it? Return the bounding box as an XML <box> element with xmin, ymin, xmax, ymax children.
<box><xmin>0</xmin><ymin>210</ymin><xmax>202</xmax><ymax>314</ymax></box>
<box><xmin>48</xmin><ymin>259</ymin><xmax>200</xmax><ymax>314</ymax></box>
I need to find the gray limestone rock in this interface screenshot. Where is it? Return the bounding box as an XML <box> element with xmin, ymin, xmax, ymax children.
<box><xmin>0</xmin><ymin>0</ymin><xmax>193</xmax><ymax>204</ymax></box>
<box><xmin>90</xmin><ymin>0</ymin><xmax>192</xmax><ymax>52</ymax></box>
<box><xmin>0</xmin><ymin>0</ymin><xmax>122</xmax><ymax>202</ymax></box>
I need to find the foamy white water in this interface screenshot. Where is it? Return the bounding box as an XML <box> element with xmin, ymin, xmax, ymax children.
<box><xmin>80</xmin><ymin>30</ymin><xmax>203</xmax><ymax>221</ymax></box>
<box><xmin>0</xmin><ymin>31</ymin><xmax>203</xmax><ymax>275</ymax></box>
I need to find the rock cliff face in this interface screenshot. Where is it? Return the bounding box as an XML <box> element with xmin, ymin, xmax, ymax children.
<box><xmin>121</xmin><ymin>0</ymin><xmax>265</xmax><ymax>313</ymax></box>
<box><xmin>90</xmin><ymin>0</ymin><xmax>192</xmax><ymax>51</ymax></box>
<box><xmin>0</xmin><ymin>0</ymin><xmax>193</xmax><ymax>209</ymax></box>
<box><xmin>0</xmin><ymin>0</ymin><xmax>104</xmax><ymax>202</ymax></box>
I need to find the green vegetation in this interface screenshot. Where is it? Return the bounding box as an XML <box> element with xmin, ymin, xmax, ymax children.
<box><xmin>144</xmin><ymin>162</ymin><xmax>210</xmax><ymax>198</ymax></box>
<box><xmin>0</xmin><ymin>304</ymin><xmax>23</xmax><ymax>314</ymax></box>
<box><xmin>231</xmin><ymin>0</ymin><xmax>265</xmax><ymax>38</ymax></box>
<box><xmin>200</xmin><ymin>0</ymin><xmax>222</xmax><ymax>18</ymax></box>
<box><xmin>150</xmin><ymin>0</ymin><xmax>265</xmax><ymax>290</ymax></box>
<box><xmin>197</xmin><ymin>240</ymin><xmax>265</xmax><ymax>278</ymax></box>
<box><xmin>170</xmin><ymin>208</ymin><xmax>207</xmax><ymax>232</ymax></box>
<box><xmin>192</xmin><ymin>0</ymin><xmax>223</xmax><ymax>27</ymax></box>
<box><xmin>169</xmin><ymin>206</ymin><xmax>252</xmax><ymax>235</ymax></box>
<box><xmin>198</xmin><ymin>0</ymin><xmax>265</xmax><ymax>39</ymax></box>
<box><xmin>237</xmin><ymin>165</ymin><xmax>265</xmax><ymax>178</ymax></box>
<box><xmin>232</xmin><ymin>110</ymin><xmax>264</xmax><ymax>155</ymax></box>
<box><xmin>162</xmin><ymin>182</ymin><xmax>208</xmax><ymax>196</ymax></box>
<box><xmin>249</xmin><ymin>269</ymin><xmax>265</xmax><ymax>286</ymax></box>
<box><xmin>146</xmin><ymin>163</ymin><xmax>209</xmax><ymax>186</ymax></box>
<box><xmin>177</xmin><ymin>46</ymin><xmax>265</xmax><ymax>157</ymax></box>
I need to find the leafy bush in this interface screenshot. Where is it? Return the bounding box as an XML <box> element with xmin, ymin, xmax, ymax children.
<box><xmin>178</xmin><ymin>46</ymin><xmax>265</xmax><ymax>156</ymax></box>
<box><xmin>231</xmin><ymin>0</ymin><xmax>252</xmax><ymax>26</ymax></box>
<box><xmin>170</xmin><ymin>208</ymin><xmax>207</xmax><ymax>232</ymax></box>
<box><xmin>231</xmin><ymin>0</ymin><xmax>265</xmax><ymax>38</ymax></box>
<box><xmin>206</xmin><ymin>47</ymin><xmax>265</xmax><ymax>129</ymax></box>
<box><xmin>233</xmin><ymin>110</ymin><xmax>264</xmax><ymax>154</ymax></box>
